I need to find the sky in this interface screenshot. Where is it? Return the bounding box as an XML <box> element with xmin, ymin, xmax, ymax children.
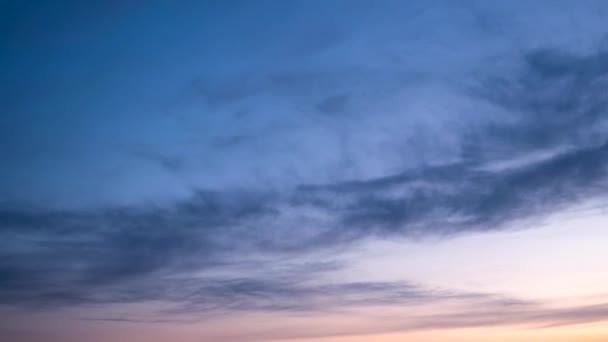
<box><xmin>1</xmin><ymin>1</ymin><xmax>608</xmax><ymax>341</ymax></box>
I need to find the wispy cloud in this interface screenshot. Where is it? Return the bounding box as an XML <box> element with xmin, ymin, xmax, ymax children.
<box><xmin>2</xmin><ymin>2</ymin><xmax>608</xmax><ymax>340</ymax></box>
<box><xmin>3</xmin><ymin>44</ymin><xmax>608</xmax><ymax>314</ymax></box>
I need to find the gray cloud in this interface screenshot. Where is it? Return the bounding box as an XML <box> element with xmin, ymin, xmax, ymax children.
<box><xmin>3</xmin><ymin>45</ymin><xmax>608</xmax><ymax>316</ymax></box>
<box><xmin>87</xmin><ymin>290</ymin><xmax>608</xmax><ymax>342</ymax></box>
<box><xmin>0</xmin><ymin>191</ymin><xmax>277</xmax><ymax>308</ymax></box>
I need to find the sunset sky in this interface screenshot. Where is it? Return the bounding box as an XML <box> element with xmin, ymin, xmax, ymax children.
<box><xmin>1</xmin><ymin>1</ymin><xmax>608</xmax><ymax>341</ymax></box>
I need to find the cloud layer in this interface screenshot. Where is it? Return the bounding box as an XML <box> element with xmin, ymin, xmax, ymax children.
<box><xmin>2</xmin><ymin>1</ymin><xmax>608</xmax><ymax>338</ymax></box>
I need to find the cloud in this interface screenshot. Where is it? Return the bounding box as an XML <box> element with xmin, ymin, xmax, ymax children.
<box><xmin>2</xmin><ymin>2</ymin><xmax>608</xmax><ymax>339</ymax></box>
<box><xmin>80</xmin><ymin>293</ymin><xmax>608</xmax><ymax>342</ymax></box>
<box><xmin>400</xmin><ymin>303</ymin><xmax>608</xmax><ymax>331</ymax></box>
<box><xmin>0</xmin><ymin>191</ymin><xmax>277</xmax><ymax>307</ymax></box>
<box><xmin>292</xmin><ymin>45</ymin><xmax>608</xmax><ymax>236</ymax></box>
<box><xmin>3</xmin><ymin>45</ymin><xmax>608</xmax><ymax>316</ymax></box>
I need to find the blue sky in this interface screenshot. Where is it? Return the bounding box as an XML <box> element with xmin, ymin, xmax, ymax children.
<box><xmin>1</xmin><ymin>1</ymin><xmax>608</xmax><ymax>341</ymax></box>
